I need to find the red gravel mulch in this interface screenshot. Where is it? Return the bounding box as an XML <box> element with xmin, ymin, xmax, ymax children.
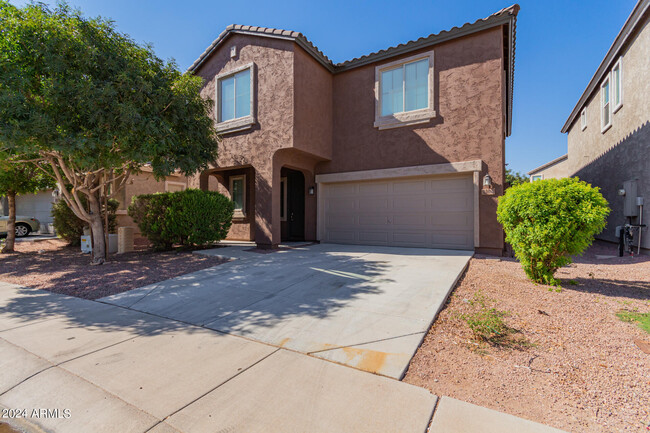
<box><xmin>0</xmin><ymin>239</ymin><xmax>229</xmax><ymax>300</ymax></box>
<box><xmin>404</xmin><ymin>241</ymin><xmax>650</xmax><ymax>433</ymax></box>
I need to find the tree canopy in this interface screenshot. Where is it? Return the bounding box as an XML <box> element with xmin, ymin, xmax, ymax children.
<box><xmin>0</xmin><ymin>1</ymin><xmax>219</xmax><ymax>262</ymax></box>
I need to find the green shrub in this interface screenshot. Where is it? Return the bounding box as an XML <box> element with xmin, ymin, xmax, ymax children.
<box><xmin>52</xmin><ymin>196</ymin><xmax>118</xmax><ymax>246</ymax></box>
<box><xmin>460</xmin><ymin>292</ymin><xmax>512</xmax><ymax>343</ymax></box>
<box><xmin>497</xmin><ymin>178</ymin><xmax>609</xmax><ymax>285</ymax></box>
<box><xmin>128</xmin><ymin>189</ymin><xmax>234</xmax><ymax>250</ymax></box>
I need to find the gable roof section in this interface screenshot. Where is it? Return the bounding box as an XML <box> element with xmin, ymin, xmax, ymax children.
<box><xmin>187</xmin><ymin>5</ymin><xmax>519</xmax><ymax>135</ymax></box>
<box><xmin>561</xmin><ymin>0</ymin><xmax>650</xmax><ymax>133</ymax></box>
<box><xmin>527</xmin><ymin>154</ymin><xmax>568</xmax><ymax>175</ymax></box>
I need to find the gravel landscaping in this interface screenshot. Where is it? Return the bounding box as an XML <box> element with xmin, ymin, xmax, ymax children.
<box><xmin>404</xmin><ymin>241</ymin><xmax>650</xmax><ymax>433</ymax></box>
<box><xmin>0</xmin><ymin>239</ymin><xmax>229</xmax><ymax>299</ymax></box>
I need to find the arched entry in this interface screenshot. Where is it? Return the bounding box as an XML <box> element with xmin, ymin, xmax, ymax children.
<box><xmin>281</xmin><ymin>168</ymin><xmax>305</xmax><ymax>241</ymax></box>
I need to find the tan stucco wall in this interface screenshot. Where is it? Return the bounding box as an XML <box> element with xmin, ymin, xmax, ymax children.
<box><xmin>529</xmin><ymin>158</ymin><xmax>569</xmax><ymax>181</ymax></box>
<box><xmin>566</xmin><ymin>15</ymin><xmax>649</xmax><ymax>250</ymax></box>
<box><xmin>566</xmin><ymin>18</ymin><xmax>649</xmax><ymax>174</ymax></box>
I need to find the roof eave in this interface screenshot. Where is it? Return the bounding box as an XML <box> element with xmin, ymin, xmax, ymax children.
<box><xmin>527</xmin><ymin>154</ymin><xmax>568</xmax><ymax>175</ymax></box>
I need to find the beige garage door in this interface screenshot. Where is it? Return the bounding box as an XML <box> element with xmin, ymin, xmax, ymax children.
<box><xmin>321</xmin><ymin>174</ymin><xmax>474</xmax><ymax>250</ymax></box>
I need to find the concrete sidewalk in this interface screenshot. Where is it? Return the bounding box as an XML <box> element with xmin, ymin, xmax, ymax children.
<box><xmin>0</xmin><ymin>281</ymin><xmax>568</xmax><ymax>433</ymax></box>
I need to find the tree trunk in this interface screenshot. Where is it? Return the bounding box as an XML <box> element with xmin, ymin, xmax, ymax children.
<box><xmin>87</xmin><ymin>193</ymin><xmax>106</xmax><ymax>265</ymax></box>
<box><xmin>1</xmin><ymin>191</ymin><xmax>16</xmax><ymax>253</ymax></box>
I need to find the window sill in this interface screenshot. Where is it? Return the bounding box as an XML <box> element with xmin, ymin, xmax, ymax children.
<box><xmin>233</xmin><ymin>210</ymin><xmax>246</xmax><ymax>220</ymax></box>
<box><xmin>601</xmin><ymin>123</ymin><xmax>612</xmax><ymax>134</ymax></box>
<box><xmin>613</xmin><ymin>103</ymin><xmax>623</xmax><ymax>114</ymax></box>
<box><xmin>374</xmin><ymin>109</ymin><xmax>436</xmax><ymax>130</ymax></box>
<box><xmin>216</xmin><ymin>116</ymin><xmax>255</xmax><ymax>135</ymax></box>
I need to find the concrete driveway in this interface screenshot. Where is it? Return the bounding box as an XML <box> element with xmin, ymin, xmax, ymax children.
<box><xmin>100</xmin><ymin>243</ymin><xmax>473</xmax><ymax>378</ymax></box>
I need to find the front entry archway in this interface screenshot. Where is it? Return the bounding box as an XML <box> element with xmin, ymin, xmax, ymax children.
<box><xmin>281</xmin><ymin>168</ymin><xmax>305</xmax><ymax>242</ymax></box>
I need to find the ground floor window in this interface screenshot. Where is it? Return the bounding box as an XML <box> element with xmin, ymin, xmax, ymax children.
<box><xmin>229</xmin><ymin>175</ymin><xmax>246</xmax><ymax>217</ymax></box>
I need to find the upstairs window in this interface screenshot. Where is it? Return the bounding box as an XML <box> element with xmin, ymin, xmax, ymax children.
<box><xmin>580</xmin><ymin>108</ymin><xmax>587</xmax><ymax>130</ymax></box>
<box><xmin>612</xmin><ymin>58</ymin><xmax>623</xmax><ymax>112</ymax></box>
<box><xmin>219</xmin><ymin>69</ymin><xmax>250</xmax><ymax>122</ymax></box>
<box><xmin>601</xmin><ymin>76</ymin><xmax>611</xmax><ymax>133</ymax></box>
<box><xmin>215</xmin><ymin>63</ymin><xmax>256</xmax><ymax>133</ymax></box>
<box><xmin>374</xmin><ymin>51</ymin><xmax>436</xmax><ymax>130</ymax></box>
<box><xmin>381</xmin><ymin>59</ymin><xmax>429</xmax><ymax>116</ymax></box>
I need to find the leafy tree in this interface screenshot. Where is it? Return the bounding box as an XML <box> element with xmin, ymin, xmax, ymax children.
<box><xmin>0</xmin><ymin>152</ymin><xmax>54</xmax><ymax>253</ymax></box>
<box><xmin>505</xmin><ymin>168</ymin><xmax>528</xmax><ymax>188</ymax></box>
<box><xmin>497</xmin><ymin>178</ymin><xmax>609</xmax><ymax>286</ymax></box>
<box><xmin>0</xmin><ymin>2</ymin><xmax>218</xmax><ymax>263</ymax></box>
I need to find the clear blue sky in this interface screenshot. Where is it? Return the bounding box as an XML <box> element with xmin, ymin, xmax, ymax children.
<box><xmin>11</xmin><ymin>0</ymin><xmax>638</xmax><ymax>174</ymax></box>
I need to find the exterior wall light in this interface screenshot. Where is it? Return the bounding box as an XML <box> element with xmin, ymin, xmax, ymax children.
<box><xmin>482</xmin><ymin>174</ymin><xmax>495</xmax><ymax>196</ymax></box>
<box><xmin>308</xmin><ymin>186</ymin><xmax>315</xmax><ymax>195</ymax></box>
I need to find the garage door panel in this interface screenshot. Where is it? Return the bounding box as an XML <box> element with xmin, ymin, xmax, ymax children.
<box><xmin>358</xmin><ymin>231</ymin><xmax>389</xmax><ymax>244</ymax></box>
<box><xmin>328</xmin><ymin>198</ymin><xmax>356</xmax><ymax>212</ymax></box>
<box><xmin>322</xmin><ymin>174</ymin><xmax>474</xmax><ymax>250</ymax></box>
<box><xmin>358</xmin><ymin>197</ymin><xmax>389</xmax><ymax>211</ymax></box>
<box><xmin>358</xmin><ymin>214</ymin><xmax>389</xmax><ymax>226</ymax></box>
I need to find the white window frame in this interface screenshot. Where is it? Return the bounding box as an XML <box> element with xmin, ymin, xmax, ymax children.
<box><xmin>229</xmin><ymin>174</ymin><xmax>246</xmax><ymax>218</ymax></box>
<box><xmin>580</xmin><ymin>108</ymin><xmax>587</xmax><ymax>131</ymax></box>
<box><xmin>531</xmin><ymin>175</ymin><xmax>542</xmax><ymax>182</ymax></box>
<box><xmin>601</xmin><ymin>74</ymin><xmax>612</xmax><ymax>133</ymax></box>
<box><xmin>280</xmin><ymin>177</ymin><xmax>287</xmax><ymax>222</ymax></box>
<box><xmin>216</xmin><ymin>62</ymin><xmax>256</xmax><ymax>134</ymax></box>
<box><xmin>164</xmin><ymin>181</ymin><xmax>186</xmax><ymax>192</ymax></box>
<box><xmin>612</xmin><ymin>58</ymin><xmax>623</xmax><ymax>113</ymax></box>
<box><xmin>374</xmin><ymin>51</ymin><xmax>436</xmax><ymax>130</ymax></box>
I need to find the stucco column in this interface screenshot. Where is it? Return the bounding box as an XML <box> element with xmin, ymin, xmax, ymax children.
<box><xmin>253</xmin><ymin>163</ymin><xmax>281</xmax><ymax>248</ymax></box>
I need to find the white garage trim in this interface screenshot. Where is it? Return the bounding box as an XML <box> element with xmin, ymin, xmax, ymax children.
<box><xmin>316</xmin><ymin>161</ymin><xmax>482</xmax><ymax>249</ymax></box>
<box><xmin>314</xmin><ymin>160</ymin><xmax>482</xmax><ymax>184</ymax></box>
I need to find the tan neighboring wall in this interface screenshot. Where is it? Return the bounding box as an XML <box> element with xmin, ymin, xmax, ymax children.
<box><xmin>527</xmin><ymin>155</ymin><xmax>569</xmax><ymax>181</ymax></box>
<box><xmin>566</xmin><ymin>16</ymin><xmax>649</xmax><ymax>175</ymax></box>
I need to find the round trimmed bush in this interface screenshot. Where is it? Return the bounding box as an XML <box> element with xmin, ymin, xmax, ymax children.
<box><xmin>128</xmin><ymin>189</ymin><xmax>234</xmax><ymax>250</ymax></box>
<box><xmin>496</xmin><ymin>178</ymin><xmax>609</xmax><ymax>285</ymax></box>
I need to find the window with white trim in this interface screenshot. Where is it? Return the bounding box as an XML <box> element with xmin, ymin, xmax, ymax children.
<box><xmin>612</xmin><ymin>58</ymin><xmax>623</xmax><ymax>112</ymax></box>
<box><xmin>229</xmin><ymin>175</ymin><xmax>246</xmax><ymax>217</ymax></box>
<box><xmin>580</xmin><ymin>108</ymin><xmax>587</xmax><ymax>131</ymax></box>
<box><xmin>531</xmin><ymin>175</ymin><xmax>542</xmax><ymax>182</ymax></box>
<box><xmin>216</xmin><ymin>63</ymin><xmax>255</xmax><ymax>133</ymax></box>
<box><xmin>165</xmin><ymin>181</ymin><xmax>186</xmax><ymax>192</ymax></box>
<box><xmin>601</xmin><ymin>75</ymin><xmax>611</xmax><ymax>132</ymax></box>
<box><xmin>374</xmin><ymin>51</ymin><xmax>435</xmax><ymax>130</ymax></box>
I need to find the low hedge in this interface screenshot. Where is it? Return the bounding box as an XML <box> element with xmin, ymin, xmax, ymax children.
<box><xmin>128</xmin><ymin>189</ymin><xmax>234</xmax><ymax>250</ymax></box>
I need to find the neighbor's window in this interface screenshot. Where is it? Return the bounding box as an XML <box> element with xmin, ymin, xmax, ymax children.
<box><xmin>601</xmin><ymin>75</ymin><xmax>611</xmax><ymax>132</ymax></box>
<box><xmin>374</xmin><ymin>51</ymin><xmax>435</xmax><ymax>129</ymax></box>
<box><xmin>229</xmin><ymin>175</ymin><xmax>246</xmax><ymax>217</ymax></box>
<box><xmin>580</xmin><ymin>108</ymin><xmax>587</xmax><ymax>131</ymax></box>
<box><xmin>531</xmin><ymin>175</ymin><xmax>542</xmax><ymax>182</ymax></box>
<box><xmin>612</xmin><ymin>58</ymin><xmax>622</xmax><ymax>112</ymax></box>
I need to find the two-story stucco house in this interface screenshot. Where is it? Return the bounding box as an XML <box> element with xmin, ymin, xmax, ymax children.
<box><xmin>560</xmin><ymin>0</ymin><xmax>649</xmax><ymax>252</ymax></box>
<box><xmin>187</xmin><ymin>5</ymin><xmax>519</xmax><ymax>255</ymax></box>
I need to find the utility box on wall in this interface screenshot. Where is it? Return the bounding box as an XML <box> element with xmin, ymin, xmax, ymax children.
<box><xmin>623</xmin><ymin>180</ymin><xmax>639</xmax><ymax>217</ymax></box>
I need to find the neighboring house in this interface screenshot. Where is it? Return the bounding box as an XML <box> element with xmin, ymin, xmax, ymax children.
<box><xmin>0</xmin><ymin>191</ymin><xmax>55</xmax><ymax>229</ymax></box>
<box><xmin>527</xmin><ymin>154</ymin><xmax>568</xmax><ymax>182</ymax></box>
<box><xmin>560</xmin><ymin>0</ymin><xmax>649</xmax><ymax>252</ymax></box>
<box><xmin>188</xmin><ymin>5</ymin><xmax>519</xmax><ymax>255</ymax></box>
